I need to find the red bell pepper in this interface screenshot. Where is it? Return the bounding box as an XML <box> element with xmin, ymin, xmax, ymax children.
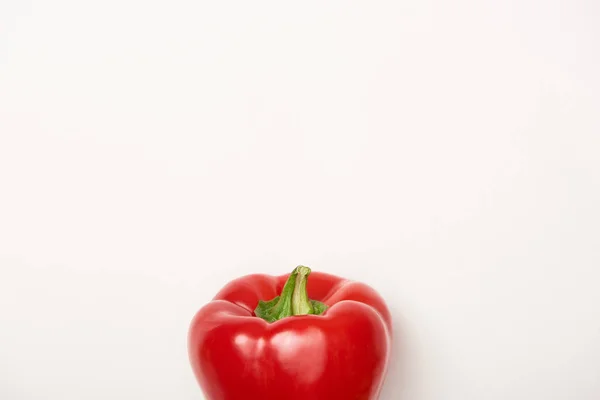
<box><xmin>188</xmin><ymin>266</ymin><xmax>392</xmax><ymax>400</ymax></box>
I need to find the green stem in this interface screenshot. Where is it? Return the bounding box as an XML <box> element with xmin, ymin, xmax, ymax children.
<box><xmin>254</xmin><ymin>266</ymin><xmax>328</xmax><ymax>323</ymax></box>
<box><xmin>291</xmin><ymin>266</ymin><xmax>314</xmax><ymax>315</ymax></box>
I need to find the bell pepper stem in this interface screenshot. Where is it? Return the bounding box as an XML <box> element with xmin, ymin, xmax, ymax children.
<box><xmin>291</xmin><ymin>266</ymin><xmax>314</xmax><ymax>315</ymax></box>
<box><xmin>254</xmin><ymin>266</ymin><xmax>328</xmax><ymax>323</ymax></box>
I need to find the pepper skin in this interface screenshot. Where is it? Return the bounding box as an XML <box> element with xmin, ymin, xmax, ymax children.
<box><xmin>188</xmin><ymin>266</ymin><xmax>392</xmax><ymax>400</ymax></box>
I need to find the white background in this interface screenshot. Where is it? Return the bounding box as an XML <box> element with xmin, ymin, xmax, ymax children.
<box><xmin>1</xmin><ymin>1</ymin><xmax>599</xmax><ymax>399</ymax></box>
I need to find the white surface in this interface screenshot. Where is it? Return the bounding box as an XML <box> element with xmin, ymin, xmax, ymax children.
<box><xmin>1</xmin><ymin>1</ymin><xmax>599</xmax><ymax>399</ymax></box>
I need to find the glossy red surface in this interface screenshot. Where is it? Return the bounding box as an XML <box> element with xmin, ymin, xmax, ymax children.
<box><xmin>188</xmin><ymin>271</ymin><xmax>392</xmax><ymax>400</ymax></box>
